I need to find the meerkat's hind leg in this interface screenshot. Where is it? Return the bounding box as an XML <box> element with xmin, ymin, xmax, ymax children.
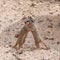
<box><xmin>12</xmin><ymin>38</ymin><xmax>20</xmax><ymax>48</ymax></box>
<box><xmin>18</xmin><ymin>32</ymin><xmax>28</xmax><ymax>49</ymax></box>
<box><xmin>43</xmin><ymin>42</ymin><xmax>50</xmax><ymax>50</ymax></box>
<box><xmin>40</xmin><ymin>40</ymin><xmax>50</xmax><ymax>50</ymax></box>
<box><xmin>12</xmin><ymin>43</ymin><xmax>17</xmax><ymax>48</ymax></box>
<box><xmin>12</xmin><ymin>42</ymin><xmax>18</xmax><ymax>49</ymax></box>
<box><xmin>34</xmin><ymin>40</ymin><xmax>40</xmax><ymax>48</ymax></box>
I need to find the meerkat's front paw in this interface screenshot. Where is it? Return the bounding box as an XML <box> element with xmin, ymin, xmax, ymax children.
<box><xmin>15</xmin><ymin>34</ymin><xmax>19</xmax><ymax>38</ymax></box>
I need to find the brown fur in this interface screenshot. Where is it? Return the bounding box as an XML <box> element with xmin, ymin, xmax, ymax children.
<box><xmin>13</xmin><ymin>27</ymin><xmax>50</xmax><ymax>50</ymax></box>
<box><xmin>12</xmin><ymin>16</ymin><xmax>50</xmax><ymax>50</ymax></box>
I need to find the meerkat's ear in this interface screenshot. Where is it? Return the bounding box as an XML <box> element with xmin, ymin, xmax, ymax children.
<box><xmin>28</xmin><ymin>16</ymin><xmax>34</xmax><ymax>22</ymax></box>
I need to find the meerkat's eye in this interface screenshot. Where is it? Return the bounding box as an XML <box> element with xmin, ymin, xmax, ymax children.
<box><xmin>25</xmin><ymin>21</ymin><xmax>30</xmax><ymax>24</ymax></box>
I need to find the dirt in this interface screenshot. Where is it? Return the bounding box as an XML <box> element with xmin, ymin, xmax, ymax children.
<box><xmin>0</xmin><ymin>0</ymin><xmax>60</xmax><ymax>60</ymax></box>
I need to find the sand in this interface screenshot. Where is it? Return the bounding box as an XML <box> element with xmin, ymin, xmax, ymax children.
<box><xmin>0</xmin><ymin>0</ymin><xmax>60</xmax><ymax>60</ymax></box>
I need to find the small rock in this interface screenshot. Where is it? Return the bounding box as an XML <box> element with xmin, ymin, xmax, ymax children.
<box><xmin>47</xmin><ymin>18</ymin><xmax>52</xmax><ymax>22</ymax></box>
<box><xmin>48</xmin><ymin>38</ymin><xmax>54</xmax><ymax>40</ymax></box>
<box><xmin>12</xmin><ymin>53</ymin><xmax>22</xmax><ymax>60</ymax></box>
<box><xmin>30</xmin><ymin>0</ymin><xmax>34</xmax><ymax>1</ymax></box>
<box><xmin>55</xmin><ymin>0</ymin><xmax>60</xmax><ymax>1</ymax></box>
<box><xmin>44</xmin><ymin>37</ymin><xmax>54</xmax><ymax>40</ymax></box>
<box><xmin>30</xmin><ymin>3</ymin><xmax>36</xmax><ymax>7</ymax></box>
<box><xmin>49</xmin><ymin>12</ymin><xmax>53</xmax><ymax>15</ymax></box>
<box><xmin>5</xmin><ymin>51</ymin><xmax>9</xmax><ymax>53</ymax></box>
<box><xmin>57</xmin><ymin>41</ymin><xmax>60</xmax><ymax>44</ymax></box>
<box><xmin>44</xmin><ymin>37</ymin><xmax>49</xmax><ymax>40</ymax></box>
<box><xmin>48</xmin><ymin>25</ymin><xmax>53</xmax><ymax>28</ymax></box>
<box><xmin>38</xmin><ymin>20</ymin><xmax>44</xmax><ymax>23</ymax></box>
<box><xmin>47</xmin><ymin>31</ymin><xmax>51</xmax><ymax>33</ymax></box>
<box><xmin>0</xmin><ymin>20</ymin><xmax>2</xmax><ymax>22</ymax></box>
<box><xmin>58</xmin><ymin>23</ymin><xmax>60</xmax><ymax>27</ymax></box>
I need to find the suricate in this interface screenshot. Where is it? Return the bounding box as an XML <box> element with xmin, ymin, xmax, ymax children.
<box><xmin>13</xmin><ymin>16</ymin><xmax>50</xmax><ymax>49</ymax></box>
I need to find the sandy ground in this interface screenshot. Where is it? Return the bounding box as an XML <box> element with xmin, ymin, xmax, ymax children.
<box><xmin>0</xmin><ymin>0</ymin><xmax>60</xmax><ymax>60</ymax></box>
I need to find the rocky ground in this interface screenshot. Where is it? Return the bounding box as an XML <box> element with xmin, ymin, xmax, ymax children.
<box><xmin>0</xmin><ymin>0</ymin><xmax>60</xmax><ymax>60</ymax></box>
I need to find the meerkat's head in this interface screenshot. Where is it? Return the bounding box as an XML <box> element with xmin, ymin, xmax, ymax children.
<box><xmin>22</xmin><ymin>16</ymin><xmax>34</xmax><ymax>24</ymax></box>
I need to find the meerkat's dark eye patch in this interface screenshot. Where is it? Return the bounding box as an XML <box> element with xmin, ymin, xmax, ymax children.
<box><xmin>25</xmin><ymin>21</ymin><xmax>30</xmax><ymax>24</ymax></box>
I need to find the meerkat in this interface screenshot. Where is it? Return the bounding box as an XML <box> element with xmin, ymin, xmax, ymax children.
<box><xmin>13</xmin><ymin>25</ymin><xmax>29</xmax><ymax>48</ymax></box>
<box><xmin>12</xmin><ymin>16</ymin><xmax>50</xmax><ymax>49</ymax></box>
